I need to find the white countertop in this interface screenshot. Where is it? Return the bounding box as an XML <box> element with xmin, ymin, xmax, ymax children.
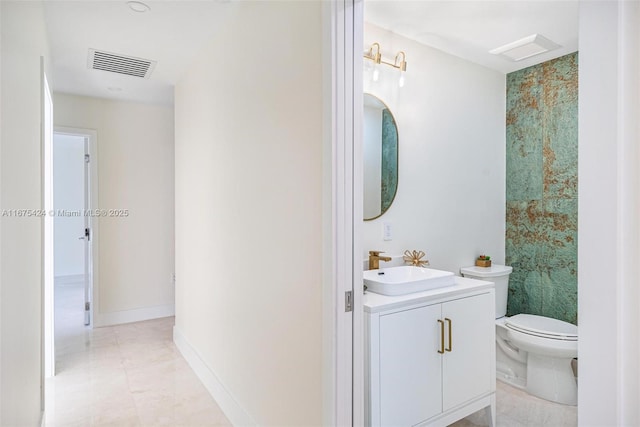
<box><xmin>363</xmin><ymin>276</ymin><xmax>495</xmax><ymax>313</ymax></box>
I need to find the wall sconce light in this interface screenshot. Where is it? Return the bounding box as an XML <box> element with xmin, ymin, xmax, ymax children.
<box><xmin>364</xmin><ymin>43</ymin><xmax>407</xmax><ymax>87</ymax></box>
<box><xmin>395</xmin><ymin>51</ymin><xmax>407</xmax><ymax>87</ymax></box>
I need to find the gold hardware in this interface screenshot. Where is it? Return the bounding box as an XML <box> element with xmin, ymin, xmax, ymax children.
<box><xmin>368</xmin><ymin>250</ymin><xmax>392</xmax><ymax>270</ymax></box>
<box><xmin>445</xmin><ymin>318</ymin><xmax>452</xmax><ymax>352</ymax></box>
<box><xmin>394</xmin><ymin>51</ymin><xmax>407</xmax><ymax>72</ymax></box>
<box><xmin>363</xmin><ymin>43</ymin><xmax>408</xmax><ymax>72</ymax></box>
<box><xmin>364</xmin><ymin>42</ymin><xmax>382</xmax><ymax>64</ymax></box>
<box><xmin>403</xmin><ymin>250</ymin><xmax>429</xmax><ymax>267</ymax></box>
<box><xmin>437</xmin><ymin>319</ymin><xmax>445</xmax><ymax>354</ymax></box>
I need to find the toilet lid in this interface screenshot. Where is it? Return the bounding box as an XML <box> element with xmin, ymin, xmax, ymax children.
<box><xmin>505</xmin><ymin>314</ymin><xmax>578</xmax><ymax>341</ymax></box>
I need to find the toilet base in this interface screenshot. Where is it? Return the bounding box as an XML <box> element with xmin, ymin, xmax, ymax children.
<box><xmin>496</xmin><ymin>322</ymin><xmax>578</xmax><ymax>406</ymax></box>
<box><xmin>496</xmin><ymin>369</ymin><xmax>526</xmax><ymax>390</ymax></box>
<box><xmin>525</xmin><ymin>354</ymin><xmax>577</xmax><ymax>406</ymax></box>
<box><xmin>495</xmin><ymin>331</ymin><xmax>527</xmax><ymax>390</ymax></box>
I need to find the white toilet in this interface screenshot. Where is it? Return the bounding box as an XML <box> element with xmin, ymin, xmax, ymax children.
<box><xmin>460</xmin><ymin>265</ymin><xmax>578</xmax><ymax>406</ymax></box>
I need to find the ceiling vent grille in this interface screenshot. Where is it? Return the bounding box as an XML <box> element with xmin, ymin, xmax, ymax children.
<box><xmin>489</xmin><ymin>34</ymin><xmax>561</xmax><ymax>62</ymax></box>
<box><xmin>87</xmin><ymin>49</ymin><xmax>156</xmax><ymax>79</ymax></box>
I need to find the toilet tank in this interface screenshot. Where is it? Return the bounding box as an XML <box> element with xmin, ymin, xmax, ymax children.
<box><xmin>460</xmin><ymin>265</ymin><xmax>513</xmax><ymax>319</ymax></box>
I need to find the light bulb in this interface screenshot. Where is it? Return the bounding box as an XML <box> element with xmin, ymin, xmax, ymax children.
<box><xmin>372</xmin><ymin>66</ymin><xmax>380</xmax><ymax>82</ymax></box>
<box><xmin>363</xmin><ymin>58</ymin><xmax>373</xmax><ymax>73</ymax></box>
<box><xmin>398</xmin><ymin>72</ymin><xmax>405</xmax><ymax>88</ymax></box>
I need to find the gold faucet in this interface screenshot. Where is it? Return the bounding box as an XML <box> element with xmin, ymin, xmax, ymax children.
<box><xmin>369</xmin><ymin>250</ymin><xmax>392</xmax><ymax>270</ymax></box>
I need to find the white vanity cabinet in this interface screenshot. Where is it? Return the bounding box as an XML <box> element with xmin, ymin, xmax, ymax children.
<box><xmin>364</xmin><ymin>278</ymin><xmax>496</xmax><ymax>427</ymax></box>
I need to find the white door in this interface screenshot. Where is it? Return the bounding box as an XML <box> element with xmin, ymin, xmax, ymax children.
<box><xmin>379</xmin><ymin>305</ymin><xmax>443</xmax><ymax>426</ymax></box>
<box><xmin>331</xmin><ymin>0</ymin><xmax>362</xmax><ymax>424</ymax></box>
<box><xmin>442</xmin><ymin>293</ymin><xmax>494</xmax><ymax>411</ymax></box>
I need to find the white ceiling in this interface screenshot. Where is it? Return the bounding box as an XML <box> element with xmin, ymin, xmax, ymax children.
<box><xmin>43</xmin><ymin>1</ymin><xmax>579</xmax><ymax>106</ymax></box>
<box><xmin>44</xmin><ymin>1</ymin><xmax>231</xmax><ymax>106</ymax></box>
<box><xmin>364</xmin><ymin>0</ymin><xmax>579</xmax><ymax>74</ymax></box>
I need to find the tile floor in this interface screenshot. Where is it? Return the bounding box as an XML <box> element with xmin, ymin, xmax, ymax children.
<box><xmin>47</xmin><ymin>279</ymin><xmax>576</xmax><ymax>426</ymax></box>
<box><xmin>45</xmin><ymin>279</ymin><xmax>231</xmax><ymax>426</ymax></box>
<box><xmin>451</xmin><ymin>381</ymin><xmax>577</xmax><ymax>427</ymax></box>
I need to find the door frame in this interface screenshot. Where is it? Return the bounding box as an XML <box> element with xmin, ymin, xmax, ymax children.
<box><xmin>41</xmin><ymin>60</ymin><xmax>55</xmax><ymax>383</ymax></box>
<box><xmin>326</xmin><ymin>0</ymin><xmax>363</xmax><ymax>425</ymax></box>
<box><xmin>44</xmin><ymin>126</ymin><xmax>99</xmax><ymax>376</ymax></box>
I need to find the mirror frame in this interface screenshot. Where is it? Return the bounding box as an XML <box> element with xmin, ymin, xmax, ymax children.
<box><xmin>363</xmin><ymin>92</ymin><xmax>399</xmax><ymax>221</ymax></box>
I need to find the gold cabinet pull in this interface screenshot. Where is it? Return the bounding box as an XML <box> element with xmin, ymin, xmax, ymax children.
<box><xmin>437</xmin><ymin>319</ymin><xmax>445</xmax><ymax>354</ymax></box>
<box><xmin>445</xmin><ymin>318</ymin><xmax>452</xmax><ymax>352</ymax></box>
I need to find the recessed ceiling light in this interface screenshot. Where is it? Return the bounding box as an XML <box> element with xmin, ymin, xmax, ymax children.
<box><xmin>490</xmin><ymin>34</ymin><xmax>560</xmax><ymax>62</ymax></box>
<box><xmin>127</xmin><ymin>1</ymin><xmax>150</xmax><ymax>13</ymax></box>
<box><xmin>107</xmin><ymin>87</ymin><xmax>122</xmax><ymax>92</ymax></box>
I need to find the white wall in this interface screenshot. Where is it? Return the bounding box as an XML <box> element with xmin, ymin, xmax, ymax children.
<box><xmin>174</xmin><ymin>2</ymin><xmax>323</xmax><ymax>425</ymax></box>
<box><xmin>54</xmin><ymin>94</ymin><xmax>175</xmax><ymax>326</ymax></box>
<box><xmin>578</xmin><ymin>1</ymin><xmax>640</xmax><ymax>424</ymax></box>
<box><xmin>53</xmin><ymin>133</ymin><xmax>85</xmax><ymax>277</ymax></box>
<box><xmin>362</xmin><ymin>23</ymin><xmax>506</xmax><ymax>273</ymax></box>
<box><xmin>0</xmin><ymin>1</ymin><xmax>50</xmax><ymax>424</ymax></box>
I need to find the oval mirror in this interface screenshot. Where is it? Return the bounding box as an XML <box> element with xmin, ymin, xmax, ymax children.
<box><xmin>363</xmin><ymin>93</ymin><xmax>398</xmax><ymax>221</ymax></box>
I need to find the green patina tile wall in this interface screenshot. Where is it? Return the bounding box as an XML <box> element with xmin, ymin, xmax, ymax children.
<box><xmin>506</xmin><ymin>52</ymin><xmax>578</xmax><ymax>325</ymax></box>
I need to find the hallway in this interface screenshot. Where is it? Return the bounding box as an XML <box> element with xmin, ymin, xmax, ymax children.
<box><xmin>45</xmin><ymin>282</ymin><xmax>230</xmax><ymax>426</ymax></box>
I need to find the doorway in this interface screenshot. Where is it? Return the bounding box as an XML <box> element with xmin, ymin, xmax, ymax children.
<box><xmin>54</xmin><ymin>131</ymin><xmax>90</xmax><ymax>322</ymax></box>
<box><xmin>45</xmin><ymin>127</ymin><xmax>98</xmax><ymax>375</ymax></box>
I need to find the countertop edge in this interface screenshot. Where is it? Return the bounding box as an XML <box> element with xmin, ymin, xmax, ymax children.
<box><xmin>363</xmin><ymin>276</ymin><xmax>495</xmax><ymax>313</ymax></box>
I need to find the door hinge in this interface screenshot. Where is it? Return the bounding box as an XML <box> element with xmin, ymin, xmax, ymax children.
<box><xmin>345</xmin><ymin>290</ymin><xmax>353</xmax><ymax>312</ymax></box>
<box><xmin>84</xmin><ymin>154</ymin><xmax>90</xmax><ymax>163</ymax></box>
<box><xmin>85</xmin><ymin>302</ymin><xmax>90</xmax><ymax>311</ymax></box>
<box><xmin>85</xmin><ymin>228</ymin><xmax>90</xmax><ymax>241</ymax></box>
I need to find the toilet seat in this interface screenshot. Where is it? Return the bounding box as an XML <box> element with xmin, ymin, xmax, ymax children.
<box><xmin>505</xmin><ymin>314</ymin><xmax>577</xmax><ymax>341</ymax></box>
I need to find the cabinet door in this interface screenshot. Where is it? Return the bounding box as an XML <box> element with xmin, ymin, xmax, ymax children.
<box><xmin>442</xmin><ymin>292</ymin><xmax>494</xmax><ymax>411</ymax></box>
<box><xmin>379</xmin><ymin>304</ymin><xmax>442</xmax><ymax>426</ymax></box>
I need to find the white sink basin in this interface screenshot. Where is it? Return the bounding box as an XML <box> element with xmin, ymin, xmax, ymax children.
<box><xmin>364</xmin><ymin>266</ymin><xmax>455</xmax><ymax>296</ymax></box>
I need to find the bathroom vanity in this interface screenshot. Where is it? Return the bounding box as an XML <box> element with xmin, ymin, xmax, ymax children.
<box><xmin>364</xmin><ymin>276</ymin><xmax>496</xmax><ymax>427</ymax></box>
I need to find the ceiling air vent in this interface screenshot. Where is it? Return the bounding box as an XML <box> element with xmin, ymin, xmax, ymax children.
<box><xmin>489</xmin><ymin>34</ymin><xmax>560</xmax><ymax>62</ymax></box>
<box><xmin>87</xmin><ymin>49</ymin><xmax>156</xmax><ymax>79</ymax></box>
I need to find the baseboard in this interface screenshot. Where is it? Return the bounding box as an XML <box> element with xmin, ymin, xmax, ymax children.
<box><xmin>54</xmin><ymin>274</ymin><xmax>84</xmax><ymax>285</ymax></box>
<box><xmin>94</xmin><ymin>304</ymin><xmax>174</xmax><ymax>327</ymax></box>
<box><xmin>173</xmin><ymin>326</ymin><xmax>257</xmax><ymax>427</ymax></box>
